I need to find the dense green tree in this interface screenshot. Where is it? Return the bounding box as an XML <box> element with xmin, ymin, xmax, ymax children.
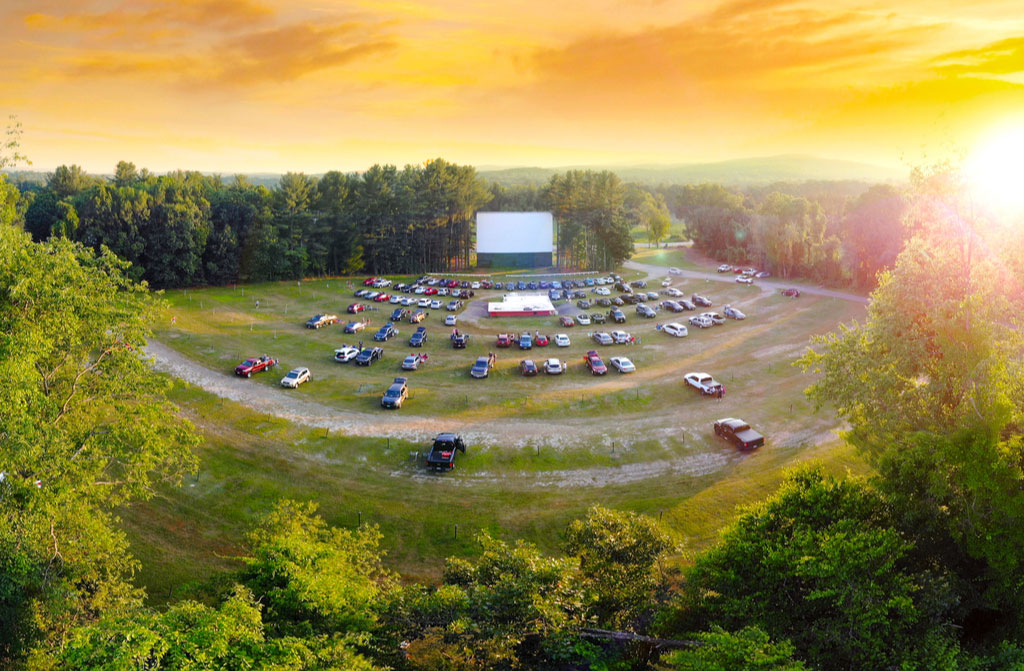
<box><xmin>671</xmin><ymin>469</ymin><xmax>959</xmax><ymax>671</ymax></box>
<box><xmin>240</xmin><ymin>500</ymin><xmax>394</xmax><ymax>639</ymax></box>
<box><xmin>0</xmin><ymin>175</ymin><xmax>21</xmax><ymax>227</ymax></box>
<box><xmin>47</xmin><ymin>165</ymin><xmax>91</xmax><ymax>199</ymax></box>
<box><xmin>0</xmin><ymin>225</ymin><xmax>197</xmax><ymax>664</ymax></box>
<box><xmin>545</xmin><ymin>170</ymin><xmax>633</xmax><ymax>269</ymax></box>
<box><xmin>74</xmin><ymin>185</ymin><xmax>152</xmax><ymax>281</ymax></box>
<box><xmin>141</xmin><ymin>176</ymin><xmax>211</xmax><ymax>288</ymax></box>
<box><xmin>113</xmin><ymin>160</ymin><xmax>139</xmax><ymax>188</ymax></box>
<box><xmin>56</xmin><ymin>586</ymin><xmax>382</xmax><ymax>671</ymax></box>
<box><xmin>564</xmin><ymin>505</ymin><xmax>674</xmax><ymax>629</ymax></box>
<box><xmin>663</xmin><ymin>626</ymin><xmax>807</xmax><ymax>671</ymax></box>
<box><xmin>23</xmin><ymin>190</ymin><xmax>61</xmax><ymax>241</ymax></box>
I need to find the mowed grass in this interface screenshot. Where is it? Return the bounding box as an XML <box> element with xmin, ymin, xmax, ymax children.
<box><xmin>121</xmin><ymin>379</ymin><xmax>869</xmax><ymax>601</ymax></box>
<box><xmin>124</xmin><ymin>266</ymin><xmax>870</xmax><ymax>602</ymax></box>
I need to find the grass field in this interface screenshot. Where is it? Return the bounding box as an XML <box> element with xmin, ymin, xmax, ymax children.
<box><xmin>123</xmin><ymin>258</ymin><xmax>871</xmax><ymax>602</ymax></box>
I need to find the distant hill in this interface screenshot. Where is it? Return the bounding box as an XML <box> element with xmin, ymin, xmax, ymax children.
<box><xmin>479</xmin><ymin>155</ymin><xmax>904</xmax><ymax>186</ymax></box>
<box><xmin>7</xmin><ymin>155</ymin><xmax>904</xmax><ymax>190</ymax></box>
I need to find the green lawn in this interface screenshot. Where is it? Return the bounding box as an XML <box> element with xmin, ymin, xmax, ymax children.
<box><xmin>124</xmin><ymin>266</ymin><xmax>870</xmax><ymax>602</ymax></box>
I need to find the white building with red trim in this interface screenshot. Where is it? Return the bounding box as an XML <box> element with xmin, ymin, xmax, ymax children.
<box><xmin>487</xmin><ymin>293</ymin><xmax>557</xmax><ymax>317</ymax></box>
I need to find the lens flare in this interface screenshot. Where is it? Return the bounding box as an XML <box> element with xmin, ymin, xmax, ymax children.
<box><xmin>967</xmin><ymin>125</ymin><xmax>1024</xmax><ymax>214</ymax></box>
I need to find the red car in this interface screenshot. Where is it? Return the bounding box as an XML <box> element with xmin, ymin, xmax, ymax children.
<box><xmin>782</xmin><ymin>288</ymin><xmax>801</xmax><ymax>298</ymax></box>
<box><xmin>424</xmin><ymin>287</ymin><xmax>438</xmax><ymax>296</ymax></box>
<box><xmin>584</xmin><ymin>350</ymin><xmax>607</xmax><ymax>375</ymax></box>
<box><xmin>535</xmin><ymin>333</ymin><xmax>550</xmax><ymax>347</ymax></box>
<box><xmin>560</xmin><ymin>315</ymin><xmax>575</xmax><ymax>327</ymax></box>
<box><xmin>373</xmin><ymin>293</ymin><xmax>390</xmax><ymax>302</ymax></box>
<box><xmin>496</xmin><ymin>333</ymin><xmax>512</xmax><ymax>347</ymax></box>
<box><xmin>235</xmin><ymin>355</ymin><xmax>277</xmax><ymax>378</ymax></box>
<box><xmin>348</xmin><ymin>303</ymin><xmax>367</xmax><ymax>313</ymax></box>
<box><xmin>447</xmin><ymin>279</ymin><xmax>460</xmax><ymax>288</ymax></box>
<box><xmin>363</xmin><ymin>277</ymin><xmax>378</xmax><ymax>286</ymax></box>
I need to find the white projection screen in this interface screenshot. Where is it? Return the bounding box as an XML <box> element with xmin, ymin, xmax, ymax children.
<box><xmin>476</xmin><ymin>212</ymin><xmax>553</xmax><ymax>253</ymax></box>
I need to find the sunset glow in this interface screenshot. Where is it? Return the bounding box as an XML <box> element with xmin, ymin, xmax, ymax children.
<box><xmin>4</xmin><ymin>0</ymin><xmax>1024</xmax><ymax>172</ymax></box>
<box><xmin>967</xmin><ymin>123</ymin><xmax>1024</xmax><ymax>212</ymax></box>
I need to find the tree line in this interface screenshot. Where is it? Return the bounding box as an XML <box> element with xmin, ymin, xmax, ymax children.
<box><xmin>13</xmin><ymin>162</ymin><xmax>647</xmax><ymax>289</ymax></box>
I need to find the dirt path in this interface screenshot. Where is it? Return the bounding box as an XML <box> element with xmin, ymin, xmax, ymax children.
<box><xmin>624</xmin><ymin>259</ymin><xmax>870</xmax><ymax>304</ymax></box>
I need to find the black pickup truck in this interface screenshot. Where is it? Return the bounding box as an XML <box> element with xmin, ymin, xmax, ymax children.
<box><xmin>426</xmin><ymin>433</ymin><xmax>467</xmax><ymax>471</ymax></box>
<box><xmin>713</xmin><ymin>418</ymin><xmax>765</xmax><ymax>450</ymax></box>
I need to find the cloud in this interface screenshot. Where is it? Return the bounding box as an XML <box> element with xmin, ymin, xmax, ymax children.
<box><xmin>20</xmin><ymin>2</ymin><xmax>397</xmax><ymax>90</ymax></box>
<box><xmin>933</xmin><ymin>35</ymin><xmax>1024</xmax><ymax>76</ymax></box>
<box><xmin>24</xmin><ymin>0</ymin><xmax>275</xmax><ymax>39</ymax></box>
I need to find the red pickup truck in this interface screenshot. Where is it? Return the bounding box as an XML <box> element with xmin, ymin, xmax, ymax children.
<box><xmin>235</xmin><ymin>355</ymin><xmax>277</xmax><ymax>378</ymax></box>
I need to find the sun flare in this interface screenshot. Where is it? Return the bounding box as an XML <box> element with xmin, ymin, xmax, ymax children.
<box><xmin>967</xmin><ymin>125</ymin><xmax>1024</xmax><ymax>213</ymax></box>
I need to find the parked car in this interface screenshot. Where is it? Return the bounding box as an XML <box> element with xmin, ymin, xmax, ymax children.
<box><xmin>409</xmin><ymin>310</ymin><xmax>426</xmax><ymax>323</ymax></box>
<box><xmin>519</xmin><ymin>332</ymin><xmax>533</xmax><ymax>350</ymax></box>
<box><xmin>430</xmin><ymin>300</ymin><xmax>441</xmax><ymax>310</ymax></box>
<box><xmin>544</xmin><ymin>358</ymin><xmax>566</xmax><ymax>374</ymax></box>
<box><xmin>347</xmin><ymin>303</ymin><xmax>367</xmax><ymax>314</ymax></box>
<box><xmin>610</xmin><ymin>330</ymin><xmax>632</xmax><ymax>344</ymax></box>
<box><xmin>554</xmin><ymin>333</ymin><xmax>570</xmax><ymax>347</ymax></box>
<box><xmin>636</xmin><ymin>304</ymin><xmax>657</xmax><ymax>318</ymax></box>
<box><xmin>470</xmin><ymin>355</ymin><xmax>493</xmax><ymax>378</ymax></box>
<box><xmin>689</xmin><ymin>315</ymin><xmax>714</xmax><ymax>329</ymax></box>
<box><xmin>306</xmin><ymin>313</ymin><xmax>338</xmax><ymax>329</ymax></box>
<box><xmin>576</xmin><ymin>313</ymin><xmax>591</xmax><ymax>325</ymax></box>
<box><xmin>662</xmin><ymin>322</ymin><xmax>688</xmax><ymax>337</ymax></box>
<box><xmin>496</xmin><ymin>333</ymin><xmax>512</xmax><ymax>347</ymax></box>
<box><xmin>334</xmin><ymin>345</ymin><xmax>360</xmax><ymax>363</ymax></box>
<box><xmin>684</xmin><ymin>372</ymin><xmax>723</xmax><ymax>396</ymax></box>
<box><xmin>280</xmin><ymin>367</ymin><xmax>311</xmax><ymax>388</ymax></box>
<box><xmin>611</xmin><ymin>297</ymin><xmax>625</xmax><ymax>307</ymax></box>
<box><xmin>701</xmin><ymin>311</ymin><xmax>726</xmax><ymax>325</ymax></box>
<box><xmin>445</xmin><ymin>314</ymin><xmax>458</xmax><ymax>326</ymax></box>
<box><xmin>535</xmin><ymin>333</ymin><xmax>550</xmax><ymax>347</ymax></box>
<box><xmin>736</xmin><ymin>276</ymin><xmax>754</xmax><ymax>284</ymax></box>
<box><xmin>630</xmin><ymin>280</ymin><xmax>647</xmax><ymax>288</ymax></box>
<box><xmin>680</xmin><ymin>299</ymin><xmax>697</xmax><ymax>311</ymax></box>
<box><xmin>373</xmin><ymin>293</ymin><xmax>391</xmax><ymax>302</ymax></box>
<box><xmin>592</xmin><ymin>332</ymin><xmax>614</xmax><ymax>345</ymax></box>
<box><xmin>755</xmin><ymin>271</ymin><xmax>771</xmax><ymax>278</ymax></box>
<box><xmin>692</xmin><ymin>294</ymin><xmax>712</xmax><ymax>307</ymax></box>
<box><xmin>560</xmin><ymin>315</ymin><xmax>575</xmax><ymax>327</ymax></box>
<box><xmin>519</xmin><ymin>359</ymin><xmax>538</xmax><ymax>376</ymax></box>
<box><xmin>402</xmin><ymin>353</ymin><xmax>426</xmax><ymax>371</ymax></box>
<box><xmin>409</xmin><ymin>326</ymin><xmax>427</xmax><ymax>347</ymax></box>
<box><xmin>374</xmin><ymin>322</ymin><xmax>399</xmax><ymax>341</ymax></box>
<box><xmin>595</xmin><ymin>297</ymin><xmax>612</xmax><ymax>307</ymax></box>
<box><xmin>426</xmin><ymin>433</ymin><xmax>466</xmax><ymax>471</ymax></box>
<box><xmin>417</xmin><ymin>297</ymin><xmax>431</xmax><ymax>308</ymax></box>
<box><xmin>591</xmin><ymin>312</ymin><xmax>607</xmax><ymax>324</ymax></box>
<box><xmin>381</xmin><ymin>377</ymin><xmax>409</xmax><ymax>409</ymax></box>
<box><xmin>669</xmin><ymin>266</ymin><xmax>682</xmax><ymax>274</ymax></box>
<box><xmin>391</xmin><ymin>307</ymin><xmax>409</xmax><ymax>321</ymax></box>
<box><xmin>661</xmin><ymin>300</ymin><xmax>683</xmax><ymax>312</ymax></box>
<box><xmin>235</xmin><ymin>355</ymin><xmax>277</xmax><ymax>378</ymax></box>
<box><xmin>449</xmin><ymin>330</ymin><xmax>470</xmax><ymax>348</ymax></box>
<box><xmin>355</xmin><ymin>347</ymin><xmax>384</xmax><ymax>366</ymax></box>
<box><xmin>584</xmin><ymin>350</ymin><xmax>608</xmax><ymax>375</ymax></box>
<box><xmin>609</xmin><ymin>309</ymin><xmax>626</xmax><ymax>323</ymax></box>
<box><xmin>609</xmin><ymin>356</ymin><xmax>635</xmax><ymax>373</ymax></box>
<box><xmin>577</xmin><ymin>299</ymin><xmax>591</xmax><ymax>309</ymax></box>
<box><xmin>723</xmin><ymin>305</ymin><xmax>746</xmax><ymax>320</ymax></box>
<box><xmin>782</xmin><ymin>287</ymin><xmax>801</xmax><ymax>298</ymax></box>
<box><xmin>663</xmin><ymin>287</ymin><xmax>682</xmax><ymax>297</ymax></box>
<box><xmin>714</xmin><ymin>418</ymin><xmax>765</xmax><ymax>450</ymax></box>
<box><xmin>717</xmin><ymin>264</ymin><xmax>732</xmax><ymax>273</ymax></box>
<box><xmin>447</xmin><ymin>300</ymin><xmax>462</xmax><ymax>311</ymax></box>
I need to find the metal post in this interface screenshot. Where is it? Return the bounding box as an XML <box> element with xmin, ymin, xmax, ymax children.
<box><xmin>454</xmin><ymin>524</ymin><xmax>458</xmax><ymax>540</ymax></box>
<box><xmin>357</xmin><ymin>511</ymin><xmax>362</xmax><ymax>527</ymax></box>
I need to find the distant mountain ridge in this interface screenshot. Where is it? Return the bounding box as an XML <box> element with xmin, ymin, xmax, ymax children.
<box><xmin>478</xmin><ymin>154</ymin><xmax>903</xmax><ymax>186</ymax></box>
<box><xmin>6</xmin><ymin>154</ymin><xmax>903</xmax><ymax>189</ymax></box>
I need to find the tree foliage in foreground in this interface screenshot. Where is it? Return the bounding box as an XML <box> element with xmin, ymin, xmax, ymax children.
<box><xmin>0</xmin><ymin>224</ymin><xmax>198</xmax><ymax>665</ymax></box>
<box><xmin>667</xmin><ymin>468</ymin><xmax>960</xmax><ymax>671</ymax></box>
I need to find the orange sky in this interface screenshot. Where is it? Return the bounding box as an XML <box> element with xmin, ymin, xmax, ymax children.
<box><xmin>3</xmin><ymin>0</ymin><xmax>1024</xmax><ymax>173</ymax></box>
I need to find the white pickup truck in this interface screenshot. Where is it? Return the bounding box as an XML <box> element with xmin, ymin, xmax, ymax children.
<box><xmin>684</xmin><ymin>372</ymin><xmax>724</xmax><ymax>396</ymax></box>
